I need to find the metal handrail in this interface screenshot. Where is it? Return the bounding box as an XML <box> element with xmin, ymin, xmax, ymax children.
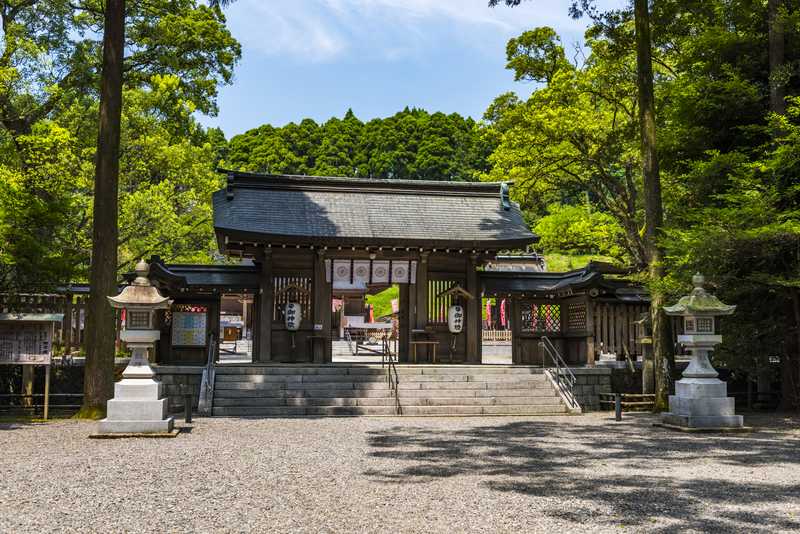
<box><xmin>540</xmin><ymin>336</ymin><xmax>579</xmax><ymax>410</ymax></box>
<box><xmin>384</xmin><ymin>355</ymin><xmax>402</xmax><ymax>415</ymax></box>
<box><xmin>197</xmin><ymin>333</ymin><xmax>216</xmax><ymax>416</ymax></box>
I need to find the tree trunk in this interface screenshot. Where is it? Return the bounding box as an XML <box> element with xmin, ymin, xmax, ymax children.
<box><xmin>79</xmin><ymin>0</ymin><xmax>125</xmax><ymax>419</ymax></box>
<box><xmin>768</xmin><ymin>0</ymin><xmax>786</xmax><ymax>116</ymax></box>
<box><xmin>783</xmin><ymin>288</ymin><xmax>800</xmax><ymax>411</ymax></box>
<box><xmin>634</xmin><ymin>0</ymin><xmax>671</xmax><ymax>410</ymax></box>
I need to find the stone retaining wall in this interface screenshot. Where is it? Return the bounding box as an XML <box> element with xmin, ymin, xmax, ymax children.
<box><xmin>154</xmin><ymin>366</ymin><xmax>203</xmax><ymax>413</ymax></box>
<box><xmin>572</xmin><ymin>368</ymin><xmax>612</xmax><ymax>411</ymax></box>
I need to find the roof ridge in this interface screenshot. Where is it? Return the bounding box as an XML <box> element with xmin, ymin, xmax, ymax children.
<box><xmin>217</xmin><ymin>168</ymin><xmax>512</xmax><ymax>191</ymax></box>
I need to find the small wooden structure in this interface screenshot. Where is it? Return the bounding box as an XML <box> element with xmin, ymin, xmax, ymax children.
<box><xmin>481</xmin><ymin>261</ymin><xmax>649</xmax><ymax>366</ymax></box>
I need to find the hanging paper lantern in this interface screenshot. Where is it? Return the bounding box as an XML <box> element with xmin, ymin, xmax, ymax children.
<box><xmin>448</xmin><ymin>304</ymin><xmax>464</xmax><ymax>334</ymax></box>
<box><xmin>285</xmin><ymin>302</ymin><xmax>302</xmax><ymax>331</ymax></box>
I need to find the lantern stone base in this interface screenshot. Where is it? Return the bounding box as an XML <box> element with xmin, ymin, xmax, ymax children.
<box><xmin>97</xmin><ymin>378</ymin><xmax>174</xmax><ymax>434</ymax></box>
<box><xmin>661</xmin><ymin>377</ymin><xmax>743</xmax><ymax>429</ymax></box>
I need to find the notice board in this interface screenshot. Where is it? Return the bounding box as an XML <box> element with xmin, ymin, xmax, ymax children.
<box><xmin>0</xmin><ymin>323</ymin><xmax>53</xmax><ymax>365</ymax></box>
<box><xmin>171</xmin><ymin>311</ymin><xmax>207</xmax><ymax>347</ymax></box>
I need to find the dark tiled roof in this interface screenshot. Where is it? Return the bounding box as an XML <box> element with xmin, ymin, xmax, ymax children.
<box><xmin>480</xmin><ymin>262</ymin><xmax>648</xmax><ymax>301</ymax></box>
<box><xmin>143</xmin><ymin>260</ymin><xmax>259</xmax><ymax>290</ymax></box>
<box><xmin>213</xmin><ymin>171</ymin><xmax>537</xmax><ymax>249</ymax></box>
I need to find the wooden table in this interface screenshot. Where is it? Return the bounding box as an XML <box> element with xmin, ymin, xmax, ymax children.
<box><xmin>411</xmin><ymin>341</ymin><xmax>438</xmax><ymax>364</ymax></box>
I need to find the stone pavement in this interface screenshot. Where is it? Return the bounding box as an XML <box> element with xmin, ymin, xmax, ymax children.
<box><xmin>1</xmin><ymin>413</ymin><xmax>798</xmax><ymax>533</ymax></box>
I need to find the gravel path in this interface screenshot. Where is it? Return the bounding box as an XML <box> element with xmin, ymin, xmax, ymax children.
<box><xmin>1</xmin><ymin>413</ymin><xmax>798</xmax><ymax>533</ymax></box>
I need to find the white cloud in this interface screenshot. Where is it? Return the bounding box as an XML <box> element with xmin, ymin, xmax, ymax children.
<box><xmin>225</xmin><ymin>0</ymin><xmax>626</xmax><ymax>63</ymax></box>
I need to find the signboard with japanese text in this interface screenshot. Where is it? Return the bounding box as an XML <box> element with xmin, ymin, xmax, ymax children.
<box><xmin>0</xmin><ymin>322</ymin><xmax>54</xmax><ymax>365</ymax></box>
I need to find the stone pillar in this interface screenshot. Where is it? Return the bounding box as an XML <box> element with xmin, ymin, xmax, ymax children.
<box><xmin>257</xmin><ymin>249</ymin><xmax>273</xmax><ymax>363</ymax></box>
<box><xmin>465</xmin><ymin>254</ymin><xmax>481</xmax><ymax>364</ymax></box>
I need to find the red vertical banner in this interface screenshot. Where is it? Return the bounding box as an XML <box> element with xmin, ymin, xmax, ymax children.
<box><xmin>500</xmin><ymin>299</ymin><xmax>507</xmax><ymax>328</ymax></box>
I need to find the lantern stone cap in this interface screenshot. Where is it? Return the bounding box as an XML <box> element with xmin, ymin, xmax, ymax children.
<box><xmin>663</xmin><ymin>273</ymin><xmax>736</xmax><ymax>317</ymax></box>
<box><xmin>107</xmin><ymin>260</ymin><xmax>172</xmax><ymax>310</ymax></box>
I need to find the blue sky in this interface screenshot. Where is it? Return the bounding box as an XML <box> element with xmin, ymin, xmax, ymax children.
<box><xmin>200</xmin><ymin>0</ymin><xmax>626</xmax><ymax>138</ymax></box>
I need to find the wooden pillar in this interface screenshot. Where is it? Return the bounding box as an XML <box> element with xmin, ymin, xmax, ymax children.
<box><xmin>257</xmin><ymin>249</ymin><xmax>273</xmax><ymax>363</ymax></box>
<box><xmin>313</xmin><ymin>251</ymin><xmax>332</xmax><ymax>363</ymax></box>
<box><xmin>511</xmin><ymin>296</ymin><xmax>521</xmax><ymax>364</ymax></box>
<box><xmin>21</xmin><ymin>365</ymin><xmax>34</xmax><ymax>408</ymax></box>
<box><xmin>415</xmin><ymin>252</ymin><xmax>429</xmax><ymax>329</ymax></box>
<box><xmin>399</xmin><ymin>283</ymin><xmax>410</xmax><ymax>363</ymax></box>
<box><xmin>585</xmin><ymin>296</ymin><xmax>596</xmax><ymax>366</ymax></box>
<box><xmin>466</xmin><ymin>254</ymin><xmax>481</xmax><ymax>364</ymax></box>
<box><xmin>63</xmin><ymin>292</ymin><xmax>73</xmax><ymax>356</ymax></box>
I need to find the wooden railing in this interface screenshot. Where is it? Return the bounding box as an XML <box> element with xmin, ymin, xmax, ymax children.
<box><xmin>482</xmin><ymin>329</ymin><xmax>512</xmax><ymax>342</ymax></box>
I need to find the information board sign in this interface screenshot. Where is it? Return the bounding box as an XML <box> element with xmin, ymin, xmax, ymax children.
<box><xmin>0</xmin><ymin>322</ymin><xmax>53</xmax><ymax>365</ymax></box>
<box><xmin>171</xmin><ymin>311</ymin><xmax>207</xmax><ymax>347</ymax></box>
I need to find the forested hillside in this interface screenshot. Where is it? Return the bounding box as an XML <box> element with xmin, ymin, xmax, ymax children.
<box><xmin>224</xmin><ymin>108</ymin><xmax>494</xmax><ymax>182</ymax></box>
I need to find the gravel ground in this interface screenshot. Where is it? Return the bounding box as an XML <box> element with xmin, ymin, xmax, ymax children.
<box><xmin>1</xmin><ymin>412</ymin><xmax>799</xmax><ymax>533</ymax></box>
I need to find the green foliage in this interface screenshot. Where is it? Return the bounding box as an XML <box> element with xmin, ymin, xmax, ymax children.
<box><xmin>225</xmin><ymin>108</ymin><xmax>495</xmax><ymax>181</ymax></box>
<box><xmin>0</xmin><ymin>122</ymin><xmax>87</xmax><ymax>291</ymax></box>
<box><xmin>0</xmin><ymin>1</ymin><xmax>240</xmax><ymax>291</ymax></box>
<box><xmin>487</xmin><ymin>1</ymin><xmax>800</xmax><ymax>383</ymax></box>
<box><xmin>484</xmin><ymin>25</ymin><xmax>646</xmax><ymax>267</ymax></box>
<box><xmin>505</xmin><ymin>27</ymin><xmax>569</xmax><ymax>83</ymax></box>
<box><xmin>365</xmin><ymin>286</ymin><xmax>400</xmax><ymax>319</ymax></box>
<box><xmin>533</xmin><ymin>203</ymin><xmax>624</xmax><ymax>259</ymax></box>
<box><xmin>543</xmin><ymin>253</ymin><xmax>616</xmax><ymax>272</ymax></box>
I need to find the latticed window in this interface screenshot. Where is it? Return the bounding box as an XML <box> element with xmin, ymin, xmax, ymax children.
<box><xmin>567</xmin><ymin>303</ymin><xmax>586</xmax><ymax>332</ymax></box>
<box><xmin>273</xmin><ymin>276</ymin><xmax>312</xmax><ymax>321</ymax></box>
<box><xmin>427</xmin><ymin>279</ymin><xmax>459</xmax><ymax>324</ymax></box>
<box><xmin>520</xmin><ymin>302</ymin><xmax>561</xmax><ymax>333</ymax></box>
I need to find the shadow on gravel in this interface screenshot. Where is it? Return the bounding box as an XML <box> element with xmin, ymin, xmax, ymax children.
<box><xmin>363</xmin><ymin>416</ymin><xmax>800</xmax><ymax>533</ymax></box>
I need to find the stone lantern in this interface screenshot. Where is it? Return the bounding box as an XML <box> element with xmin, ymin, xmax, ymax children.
<box><xmin>661</xmin><ymin>273</ymin><xmax>744</xmax><ymax>429</ymax></box>
<box><xmin>98</xmin><ymin>260</ymin><xmax>174</xmax><ymax>434</ymax></box>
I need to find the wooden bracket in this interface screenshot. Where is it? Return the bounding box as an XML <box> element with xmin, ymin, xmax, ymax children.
<box><xmin>436</xmin><ymin>284</ymin><xmax>475</xmax><ymax>301</ymax></box>
<box><xmin>274</xmin><ymin>283</ymin><xmax>311</xmax><ymax>298</ymax></box>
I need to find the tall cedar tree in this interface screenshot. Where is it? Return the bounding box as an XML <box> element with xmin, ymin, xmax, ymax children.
<box><xmin>768</xmin><ymin>0</ymin><xmax>798</xmax><ymax>409</ymax></box>
<box><xmin>80</xmin><ymin>0</ymin><xmax>125</xmax><ymax>417</ymax></box>
<box><xmin>489</xmin><ymin>0</ymin><xmax>672</xmax><ymax>407</ymax></box>
<box><xmin>633</xmin><ymin>0</ymin><xmax>670</xmax><ymax>409</ymax></box>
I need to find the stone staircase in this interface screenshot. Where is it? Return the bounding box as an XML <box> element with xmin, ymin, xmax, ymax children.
<box><xmin>211</xmin><ymin>365</ymin><xmax>574</xmax><ymax>417</ymax></box>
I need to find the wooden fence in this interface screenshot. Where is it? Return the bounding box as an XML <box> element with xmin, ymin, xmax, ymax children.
<box><xmin>482</xmin><ymin>329</ymin><xmax>512</xmax><ymax>342</ymax></box>
<box><xmin>591</xmin><ymin>301</ymin><xmax>650</xmax><ymax>358</ymax></box>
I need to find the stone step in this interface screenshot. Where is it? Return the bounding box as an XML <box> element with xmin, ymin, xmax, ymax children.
<box><xmin>211</xmin><ymin>403</ymin><xmax>567</xmax><ymax>417</ymax></box>
<box><xmin>214</xmin><ymin>388</ymin><xmax>394</xmax><ymax>399</ymax></box>
<box><xmin>214</xmin><ymin>381</ymin><xmax>551</xmax><ymax>395</ymax></box>
<box><xmin>398</xmin><ymin>380</ymin><xmax>548</xmax><ymax>390</ymax></box>
<box><xmin>214</xmin><ymin>365</ymin><xmax>545</xmax><ymax>376</ymax></box>
<box><xmin>216</xmin><ymin>374</ymin><xmax>549</xmax><ymax>388</ymax></box>
<box><xmin>214</xmin><ymin>373</ymin><xmax>548</xmax><ymax>385</ymax></box>
<box><xmin>214</xmin><ymin>386</ymin><xmax>558</xmax><ymax>399</ymax></box>
<box><xmin>213</xmin><ymin>395</ymin><xmax>561</xmax><ymax>408</ymax></box>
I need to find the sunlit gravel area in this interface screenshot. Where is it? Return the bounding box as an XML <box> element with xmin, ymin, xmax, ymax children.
<box><xmin>1</xmin><ymin>413</ymin><xmax>799</xmax><ymax>533</ymax></box>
